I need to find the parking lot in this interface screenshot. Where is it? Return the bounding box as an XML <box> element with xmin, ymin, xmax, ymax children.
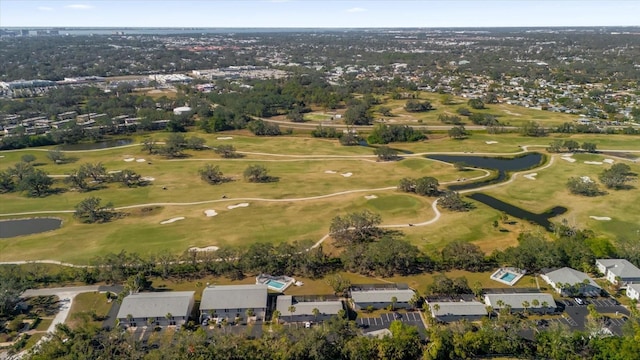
<box><xmin>559</xmin><ymin>297</ymin><xmax>619</xmax><ymax>307</ymax></box>
<box><xmin>356</xmin><ymin>311</ymin><xmax>425</xmax><ymax>335</ymax></box>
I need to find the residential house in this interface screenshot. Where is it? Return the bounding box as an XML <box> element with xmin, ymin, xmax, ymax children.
<box><xmin>484</xmin><ymin>293</ymin><xmax>556</xmax><ymax>313</ymax></box>
<box><xmin>116</xmin><ymin>291</ymin><xmax>195</xmax><ymax>328</ymax></box>
<box><xmin>200</xmin><ymin>284</ymin><xmax>268</xmax><ymax>322</ymax></box>
<box><xmin>275</xmin><ymin>295</ymin><xmax>343</xmax><ymax>322</ymax></box>
<box><xmin>540</xmin><ymin>267</ymin><xmax>601</xmax><ymax>296</ymax></box>
<box><xmin>426</xmin><ymin>301</ymin><xmax>487</xmax><ymax>323</ymax></box>
<box><xmin>350</xmin><ymin>285</ymin><xmax>415</xmax><ymax>311</ymax></box>
<box><xmin>626</xmin><ymin>284</ymin><xmax>640</xmax><ymax>301</ymax></box>
<box><xmin>595</xmin><ymin>259</ymin><xmax>640</xmax><ymax>285</ymax></box>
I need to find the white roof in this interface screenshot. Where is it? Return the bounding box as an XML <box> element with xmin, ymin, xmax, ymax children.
<box><xmin>596</xmin><ymin>259</ymin><xmax>640</xmax><ymax>279</ymax></box>
<box><xmin>428</xmin><ymin>301</ymin><xmax>487</xmax><ymax>317</ymax></box>
<box><xmin>275</xmin><ymin>295</ymin><xmax>343</xmax><ymax>316</ymax></box>
<box><xmin>116</xmin><ymin>291</ymin><xmax>194</xmax><ymax>319</ymax></box>
<box><xmin>543</xmin><ymin>267</ymin><xmax>600</xmax><ymax>288</ymax></box>
<box><xmin>350</xmin><ymin>289</ymin><xmax>414</xmax><ymax>304</ymax></box>
<box><xmin>484</xmin><ymin>293</ymin><xmax>556</xmax><ymax>309</ymax></box>
<box><xmin>200</xmin><ymin>285</ymin><xmax>268</xmax><ymax>310</ymax></box>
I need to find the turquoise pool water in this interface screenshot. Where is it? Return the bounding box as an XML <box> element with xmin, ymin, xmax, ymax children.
<box><xmin>500</xmin><ymin>272</ymin><xmax>517</xmax><ymax>282</ymax></box>
<box><xmin>266</xmin><ymin>279</ymin><xmax>286</xmax><ymax>289</ymax></box>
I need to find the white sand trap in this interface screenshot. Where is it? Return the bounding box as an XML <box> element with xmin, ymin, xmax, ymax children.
<box><xmin>364</xmin><ymin>195</ymin><xmax>378</xmax><ymax>200</ymax></box>
<box><xmin>140</xmin><ymin>176</ymin><xmax>155</xmax><ymax>182</ymax></box>
<box><xmin>227</xmin><ymin>203</ymin><xmax>250</xmax><ymax>210</ymax></box>
<box><xmin>561</xmin><ymin>157</ymin><xmax>576</xmax><ymax>163</ymax></box>
<box><xmin>584</xmin><ymin>161</ymin><xmax>603</xmax><ymax>165</ymax></box>
<box><xmin>603</xmin><ymin>159</ymin><xmax>614</xmax><ymax>164</ymax></box>
<box><xmin>590</xmin><ymin>216</ymin><xmax>612</xmax><ymax>221</ymax></box>
<box><xmin>124</xmin><ymin>158</ymin><xmax>135</xmax><ymax>162</ymax></box>
<box><xmin>324</xmin><ymin>170</ymin><xmax>337</xmax><ymax>174</ymax></box>
<box><xmin>136</xmin><ymin>158</ymin><xmax>146</xmax><ymax>162</ymax></box>
<box><xmin>341</xmin><ymin>172</ymin><xmax>353</xmax><ymax>177</ymax></box>
<box><xmin>523</xmin><ymin>173</ymin><xmax>537</xmax><ymax>180</ymax></box>
<box><xmin>485</xmin><ymin>141</ymin><xmax>499</xmax><ymax>144</ymax></box>
<box><xmin>108</xmin><ymin>170</ymin><xmax>122</xmax><ymax>174</ymax></box>
<box><xmin>204</xmin><ymin>209</ymin><xmax>218</xmax><ymax>217</ymax></box>
<box><xmin>581</xmin><ymin>176</ymin><xmax>593</xmax><ymax>183</ymax></box>
<box><xmin>189</xmin><ymin>245</ymin><xmax>220</xmax><ymax>252</ymax></box>
<box><xmin>160</xmin><ymin>217</ymin><xmax>185</xmax><ymax>224</ymax></box>
<box><xmin>216</xmin><ymin>137</ymin><xmax>233</xmax><ymax>140</ymax></box>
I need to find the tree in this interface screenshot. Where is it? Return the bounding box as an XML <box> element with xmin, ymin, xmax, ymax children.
<box><xmin>8</xmin><ymin>161</ymin><xmax>34</xmax><ymax>182</ymax></box>
<box><xmin>214</xmin><ymin>144</ymin><xmax>241</xmax><ymax>158</ymax></box>
<box><xmin>397</xmin><ymin>177</ymin><xmax>415</xmax><ymax>193</ymax></box>
<box><xmin>567</xmin><ymin>176</ymin><xmax>602</xmax><ymax>196</ymax></box>
<box><xmin>439</xmin><ymin>191</ymin><xmax>473</xmax><ymax>212</ymax></box>
<box><xmin>467</xmin><ymin>98</ymin><xmax>485</xmax><ymax>109</ymax></box>
<box><xmin>344</xmin><ymin>103</ymin><xmax>373</xmax><ymax>125</ymax></box>
<box><xmin>271</xmin><ymin>310</ymin><xmax>281</xmax><ymax>323</ymax></box>
<box><xmin>186</xmin><ymin>136</ymin><xmax>207</xmax><ymax>150</ymax></box>
<box><xmin>142</xmin><ymin>137</ymin><xmax>157</xmax><ymax>154</ymax></box>
<box><xmin>326</xmin><ymin>274</ymin><xmax>351</xmax><ymax>296</ymax></box>
<box><xmin>581</xmin><ymin>142</ymin><xmax>597</xmax><ymax>153</ymax></box>
<box><xmin>414</xmin><ymin>176</ymin><xmax>440</xmax><ymax>196</ymax></box>
<box><xmin>286</xmin><ymin>108</ymin><xmax>304</xmax><ymax>122</ymax></box>
<box><xmin>111</xmin><ymin>169</ymin><xmax>142</xmax><ymax>187</ymax></box>
<box><xmin>541</xmin><ymin>301</ymin><xmax>549</xmax><ymax>315</ymax></box>
<box><xmin>65</xmin><ymin>170</ymin><xmax>89</xmax><ymax>191</ymax></box>
<box><xmin>21</xmin><ymin>154</ymin><xmax>36</xmax><ymax>164</ymax></box>
<box><xmin>248</xmin><ymin>119</ymin><xmax>282</xmax><ymax>136</ymax></box>
<box><xmin>390</xmin><ymin>296</ymin><xmax>398</xmax><ymax>311</ymax></box>
<box><xmin>161</xmin><ymin>133</ymin><xmax>187</xmax><ymax>158</ymax></box>
<box><xmin>521</xmin><ymin>121</ymin><xmax>546</xmax><ymax>137</ymax></box>
<box><xmin>374</xmin><ymin>146</ymin><xmax>399</xmax><ymax>161</ymax></box>
<box><xmin>378</xmin><ymin>106</ymin><xmax>393</xmax><ymax>116</ymax></box>
<box><xmin>199</xmin><ymin>164</ymin><xmax>230</xmax><ymax>185</ymax></box>
<box><xmin>448</xmin><ymin>125</ymin><xmax>468</xmax><ymax>139</ymax></box>
<box><xmin>74</xmin><ymin>197</ymin><xmax>117</xmax><ymax>223</ymax></box>
<box><xmin>329</xmin><ymin>210</ymin><xmax>382</xmax><ymax>245</ymax></box>
<box><xmin>288</xmin><ymin>305</ymin><xmax>296</xmax><ymax>320</ymax></box>
<box><xmin>522</xmin><ymin>300</ymin><xmax>530</xmax><ymax>315</ymax></box>
<box><xmin>312</xmin><ymin>308</ymin><xmax>320</xmax><ymax>322</ymax></box>
<box><xmin>404</xmin><ymin>99</ymin><xmax>433</xmax><ymax>112</ymax></box>
<box><xmin>47</xmin><ymin>148</ymin><xmax>67</xmax><ymax>164</ymax></box>
<box><xmin>563</xmin><ymin>140</ymin><xmax>580</xmax><ymax>152</ymax></box>
<box><xmin>18</xmin><ymin>168</ymin><xmax>53</xmax><ymax>197</ymax></box>
<box><xmin>243</xmin><ymin>164</ymin><xmax>273</xmax><ymax>183</ymax></box>
<box><xmin>599</xmin><ymin>163</ymin><xmax>633</xmax><ymax>189</ymax></box>
<box><xmin>79</xmin><ymin>162</ymin><xmax>107</xmax><ymax>183</ymax></box>
<box><xmin>0</xmin><ymin>170</ymin><xmax>14</xmax><ymax>193</ymax></box>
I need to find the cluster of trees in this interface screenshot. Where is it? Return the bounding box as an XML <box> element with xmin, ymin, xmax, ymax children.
<box><xmin>247</xmin><ymin>119</ymin><xmax>283</xmax><ymax>136</ymax></box>
<box><xmin>438</xmin><ymin>114</ymin><xmax>464</xmax><ymax>125</ymax></box>
<box><xmin>548</xmin><ymin>139</ymin><xmax>597</xmax><ymax>153</ymax></box>
<box><xmin>397</xmin><ymin>176</ymin><xmax>440</xmax><ymax>196</ymax></box>
<box><xmin>404</xmin><ymin>99</ymin><xmax>433</xmax><ymax>112</ymax></box>
<box><xmin>366</xmin><ymin>124</ymin><xmax>426</xmax><ymax>144</ymax></box>
<box><xmin>199</xmin><ymin>164</ymin><xmax>232</xmax><ymax>185</ymax></box>
<box><xmin>74</xmin><ymin>197</ymin><xmax>118</xmax><ymax>224</ymax></box>
<box><xmin>599</xmin><ymin>163</ymin><xmax>634</xmax><ymax>189</ymax></box>
<box><xmin>143</xmin><ymin>134</ymin><xmax>206</xmax><ymax>158</ymax></box>
<box><xmin>373</xmin><ymin>146</ymin><xmax>400</xmax><ymax>161</ymax></box>
<box><xmin>0</xmin><ymin>161</ymin><xmax>53</xmax><ymax>197</ymax></box>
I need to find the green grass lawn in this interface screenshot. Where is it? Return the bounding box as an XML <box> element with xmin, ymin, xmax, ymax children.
<box><xmin>67</xmin><ymin>292</ymin><xmax>114</xmax><ymax>329</ymax></box>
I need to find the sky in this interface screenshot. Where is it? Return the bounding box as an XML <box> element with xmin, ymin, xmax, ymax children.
<box><xmin>1</xmin><ymin>0</ymin><xmax>639</xmax><ymax>28</ymax></box>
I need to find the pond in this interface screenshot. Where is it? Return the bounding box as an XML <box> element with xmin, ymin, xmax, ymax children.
<box><xmin>467</xmin><ymin>193</ymin><xmax>567</xmax><ymax>231</ymax></box>
<box><xmin>0</xmin><ymin>218</ymin><xmax>62</xmax><ymax>238</ymax></box>
<box><xmin>426</xmin><ymin>153</ymin><xmax>544</xmax><ymax>191</ymax></box>
<box><xmin>59</xmin><ymin>138</ymin><xmax>134</xmax><ymax>151</ymax></box>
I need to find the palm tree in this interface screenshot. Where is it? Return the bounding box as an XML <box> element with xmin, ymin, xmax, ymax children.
<box><xmin>541</xmin><ymin>301</ymin><xmax>549</xmax><ymax>315</ymax></box>
<box><xmin>126</xmin><ymin>314</ymin><xmax>134</xmax><ymax>327</ymax></box>
<box><xmin>522</xmin><ymin>301</ymin><xmax>530</xmax><ymax>315</ymax></box>
<box><xmin>496</xmin><ymin>300</ymin><xmax>505</xmax><ymax>317</ymax></box>
<box><xmin>391</xmin><ymin>296</ymin><xmax>398</xmax><ymax>311</ymax></box>
<box><xmin>272</xmin><ymin>310</ymin><xmax>281</xmax><ymax>323</ymax></box>
<box><xmin>165</xmin><ymin>312</ymin><xmax>173</xmax><ymax>326</ymax></box>
<box><xmin>312</xmin><ymin>308</ymin><xmax>320</xmax><ymax>323</ymax></box>
<box><xmin>432</xmin><ymin>303</ymin><xmax>440</xmax><ymax>316</ymax></box>
<box><xmin>485</xmin><ymin>306</ymin><xmax>493</xmax><ymax>319</ymax></box>
<box><xmin>532</xmin><ymin>299</ymin><xmax>540</xmax><ymax>310</ymax></box>
<box><xmin>246</xmin><ymin>308</ymin><xmax>255</xmax><ymax>323</ymax></box>
<box><xmin>288</xmin><ymin>305</ymin><xmax>296</xmax><ymax>321</ymax></box>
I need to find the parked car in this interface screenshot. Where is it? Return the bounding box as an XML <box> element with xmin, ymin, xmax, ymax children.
<box><xmin>574</xmin><ymin>298</ymin><xmax>584</xmax><ymax>305</ymax></box>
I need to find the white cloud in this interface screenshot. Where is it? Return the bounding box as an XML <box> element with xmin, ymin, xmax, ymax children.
<box><xmin>37</xmin><ymin>6</ymin><xmax>54</xmax><ymax>11</ymax></box>
<box><xmin>346</xmin><ymin>7</ymin><xmax>366</xmax><ymax>13</ymax></box>
<box><xmin>65</xmin><ymin>4</ymin><xmax>94</xmax><ymax>10</ymax></box>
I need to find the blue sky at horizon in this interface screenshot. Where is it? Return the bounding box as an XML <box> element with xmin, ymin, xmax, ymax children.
<box><xmin>1</xmin><ymin>1</ymin><xmax>639</xmax><ymax>28</ymax></box>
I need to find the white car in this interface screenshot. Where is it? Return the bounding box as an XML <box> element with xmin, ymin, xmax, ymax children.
<box><xmin>574</xmin><ymin>298</ymin><xmax>584</xmax><ymax>305</ymax></box>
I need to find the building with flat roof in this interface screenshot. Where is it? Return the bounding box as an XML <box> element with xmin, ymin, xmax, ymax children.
<box><xmin>484</xmin><ymin>293</ymin><xmax>556</xmax><ymax>313</ymax></box>
<box><xmin>596</xmin><ymin>259</ymin><xmax>640</xmax><ymax>285</ymax></box>
<box><xmin>116</xmin><ymin>291</ymin><xmax>195</xmax><ymax>328</ymax></box>
<box><xmin>426</xmin><ymin>301</ymin><xmax>487</xmax><ymax>323</ymax></box>
<box><xmin>541</xmin><ymin>267</ymin><xmax>601</xmax><ymax>296</ymax></box>
<box><xmin>200</xmin><ymin>284</ymin><xmax>268</xmax><ymax>322</ymax></box>
<box><xmin>350</xmin><ymin>285</ymin><xmax>415</xmax><ymax>310</ymax></box>
<box><xmin>275</xmin><ymin>295</ymin><xmax>343</xmax><ymax>323</ymax></box>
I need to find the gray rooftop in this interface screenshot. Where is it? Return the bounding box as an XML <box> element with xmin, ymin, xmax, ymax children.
<box><xmin>628</xmin><ymin>283</ymin><xmax>640</xmax><ymax>294</ymax></box>
<box><xmin>350</xmin><ymin>288</ymin><xmax>414</xmax><ymax>304</ymax></box>
<box><xmin>543</xmin><ymin>267</ymin><xmax>600</xmax><ymax>288</ymax></box>
<box><xmin>200</xmin><ymin>284</ymin><xmax>268</xmax><ymax>310</ymax></box>
<box><xmin>484</xmin><ymin>293</ymin><xmax>556</xmax><ymax>309</ymax></box>
<box><xmin>596</xmin><ymin>259</ymin><xmax>640</xmax><ymax>279</ymax></box>
<box><xmin>276</xmin><ymin>295</ymin><xmax>343</xmax><ymax>316</ymax></box>
<box><xmin>427</xmin><ymin>301</ymin><xmax>487</xmax><ymax>317</ymax></box>
<box><xmin>116</xmin><ymin>291</ymin><xmax>194</xmax><ymax>319</ymax></box>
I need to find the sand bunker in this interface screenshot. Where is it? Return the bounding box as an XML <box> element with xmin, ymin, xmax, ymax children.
<box><xmin>341</xmin><ymin>172</ymin><xmax>353</xmax><ymax>177</ymax></box>
<box><xmin>124</xmin><ymin>158</ymin><xmax>135</xmax><ymax>162</ymax></box>
<box><xmin>107</xmin><ymin>170</ymin><xmax>122</xmax><ymax>174</ymax></box>
<box><xmin>217</xmin><ymin>137</ymin><xmax>233</xmax><ymax>140</ymax></box>
<box><xmin>561</xmin><ymin>156</ymin><xmax>576</xmax><ymax>163</ymax></box>
<box><xmin>590</xmin><ymin>216</ymin><xmax>612</xmax><ymax>221</ymax></box>
<box><xmin>324</xmin><ymin>170</ymin><xmax>337</xmax><ymax>174</ymax></box>
<box><xmin>523</xmin><ymin>173</ymin><xmax>537</xmax><ymax>180</ymax></box>
<box><xmin>136</xmin><ymin>158</ymin><xmax>146</xmax><ymax>163</ymax></box>
<box><xmin>204</xmin><ymin>209</ymin><xmax>218</xmax><ymax>217</ymax></box>
<box><xmin>160</xmin><ymin>217</ymin><xmax>185</xmax><ymax>224</ymax></box>
<box><xmin>227</xmin><ymin>203</ymin><xmax>249</xmax><ymax>210</ymax></box>
<box><xmin>580</xmin><ymin>176</ymin><xmax>593</xmax><ymax>183</ymax></box>
<box><xmin>603</xmin><ymin>159</ymin><xmax>614</xmax><ymax>164</ymax></box>
<box><xmin>364</xmin><ymin>195</ymin><xmax>378</xmax><ymax>200</ymax></box>
<box><xmin>584</xmin><ymin>161</ymin><xmax>603</xmax><ymax>165</ymax></box>
<box><xmin>485</xmin><ymin>141</ymin><xmax>498</xmax><ymax>144</ymax></box>
<box><xmin>189</xmin><ymin>245</ymin><xmax>220</xmax><ymax>252</ymax></box>
<box><xmin>140</xmin><ymin>176</ymin><xmax>155</xmax><ymax>182</ymax></box>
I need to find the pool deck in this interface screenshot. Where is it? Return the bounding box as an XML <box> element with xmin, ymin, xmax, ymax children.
<box><xmin>490</xmin><ymin>267</ymin><xmax>525</xmax><ymax>286</ymax></box>
<box><xmin>256</xmin><ymin>274</ymin><xmax>295</xmax><ymax>292</ymax></box>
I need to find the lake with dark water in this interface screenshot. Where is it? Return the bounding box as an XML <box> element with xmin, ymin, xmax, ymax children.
<box><xmin>59</xmin><ymin>139</ymin><xmax>133</xmax><ymax>151</ymax></box>
<box><xmin>468</xmin><ymin>193</ymin><xmax>567</xmax><ymax>230</ymax></box>
<box><xmin>0</xmin><ymin>218</ymin><xmax>62</xmax><ymax>238</ymax></box>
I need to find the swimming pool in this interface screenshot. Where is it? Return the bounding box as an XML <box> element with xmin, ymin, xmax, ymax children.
<box><xmin>266</xmin><ymin>279</ymin><xmax>286</xmax><ymax>290</ymax></box>
<box><xmin>500</xmin><ymin>272</ymin><xmax>517</xmax><ymax>282</ymax></box>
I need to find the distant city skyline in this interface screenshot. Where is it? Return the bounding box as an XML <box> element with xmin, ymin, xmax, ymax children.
<box><xmin>1</xmin><ymin>1</ymin><xmax>639</xmax><ymax>28</ymax></box>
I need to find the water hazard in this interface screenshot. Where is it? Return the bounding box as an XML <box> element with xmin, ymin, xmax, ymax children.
<box><xmin>468</xmin><ymin>193</ymin><xmax>567</xmax><ymax>230</ymax></box>
<box><xmin>0</xmin><ymin>218</ymin><xmax>62</xmax><ymax>238</ymax></box>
